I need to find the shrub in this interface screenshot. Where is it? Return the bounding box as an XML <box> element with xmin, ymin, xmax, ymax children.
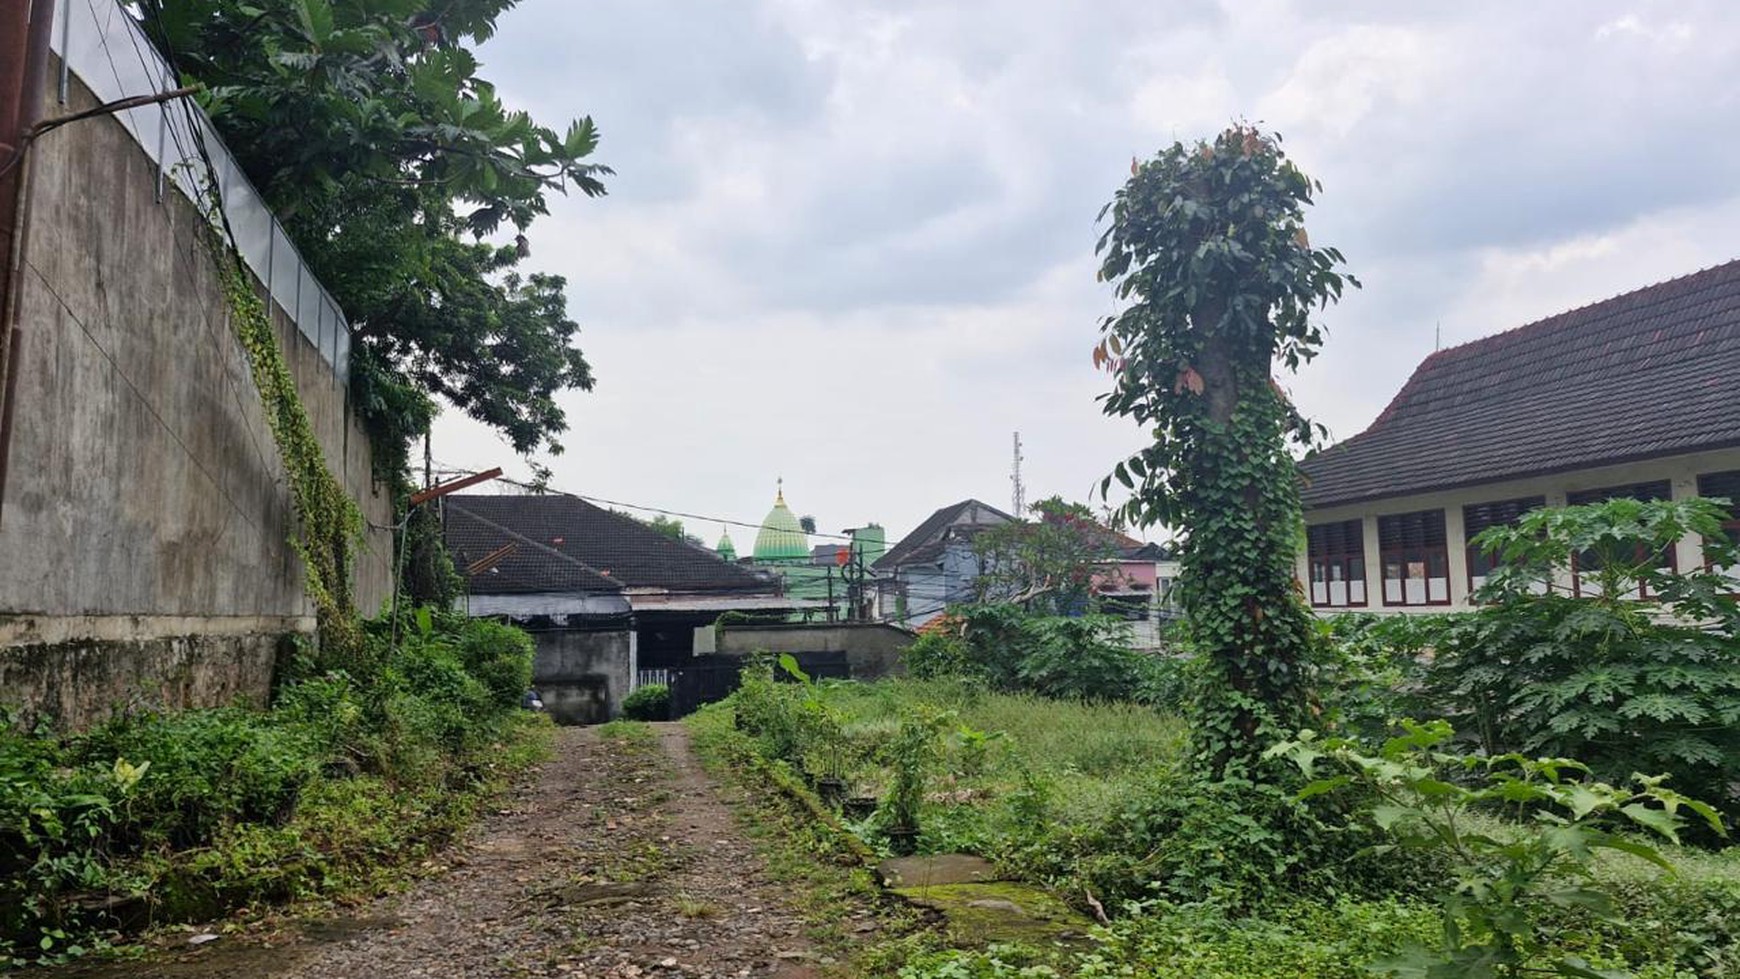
<box><xmin>904</xmin><ymin>628</ymin><xmax>973</xmax><ymax>680</ymax></box>
<box><xmin>622</xmin><ymin>684</ymin><xmax>670</xmax><ymax>721</ymax></box>
<box><xmin>456</xmin><ymin>618</ymin><xmax>535</xmax><ymax>711</ymax></box>
<box><xmin>0</xmin><ymin>610</ymin><xmax>545</xmax><ymax>965</ymax></box>
<box><xmin>916</xmin><ymin>603</ymin><xmax>1161</xmax><ymax>703</ymax></box>
<box><xmin>1072</xmin><ymin>766</ymin><xmax>1422</xmax><ymax>910</ymax></box>
<box><xmin>1415</xmin><ymin>497</ymin><xmax>1740</xmax><ymax>816</ymax></box>
<box><xmin>1272</xmin><ymin>719</ymin><xmax>1728</xmax><ymax>978</ymax></box>
<box><xmin>72</xmin><ymin>709</ymin><xmax>321</xmax><ymax>848</ymax></box>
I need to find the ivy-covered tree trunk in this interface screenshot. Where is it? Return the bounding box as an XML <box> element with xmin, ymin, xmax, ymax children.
<box><xmin>1095</xmin><ymin>126</ymin><xmax>1354</xmax><ymax>779</ymax></box>
<box><xmin>1176</xmin><ymin>329</ymin><xmax>1318</xmax><ymax>776</ymax></box>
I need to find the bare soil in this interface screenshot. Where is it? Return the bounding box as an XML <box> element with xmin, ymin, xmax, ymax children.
<box><xmin>45</xmin><ymin>723</ymin><xmax>836</xmax><ymax>979</ymax></box>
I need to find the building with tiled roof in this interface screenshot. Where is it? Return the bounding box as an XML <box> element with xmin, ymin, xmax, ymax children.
<box><xmin>443</xmin><ymin>492</ymin><xmax>809</xmax><ymax>723</ymax></box>
<box><xmin>1298</xmin><ymin>260</ymin><xmax>1740</xmax><ymax>614</ymax></box>
<box><xmin>872</xmin><ymin>499</ymin><xmax>1015</xmax><ymax>627</ymax></box>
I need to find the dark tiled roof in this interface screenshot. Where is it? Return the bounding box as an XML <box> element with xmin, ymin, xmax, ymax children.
<box><xmin>443</xmin><ymin>504</ymin><xmax>622</xmax><ymax>595</ymax></box>
<box><xmin>874</xmin><ymin>499</ymin><xmax>1015</xmax><ymax>571</ymax></box>
<box><xmin>445</xmin><ymin>494</ymin><xmax>776</xmax><ymax>596</ymax></box>
<box><xmin>1300</xmin><ymin>260</ymin><xmax>1740</xmax><ymax>510</ymax></box>
<box><xmin>1119</xmin><ymin>542</ymin><xmax>1174</xmax><ymax>562</ymax></box>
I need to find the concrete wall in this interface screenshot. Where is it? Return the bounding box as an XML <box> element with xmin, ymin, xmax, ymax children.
<box><xmin>1299</xmin><ymin>447</ymin><xmax>1740</xmax><ymax>615</ymax></box>
<box><xmin>526</xmin><ymin>627</ymin><xmax>632</xmax><ymax>725</ymax></box>
<box><xmin>0</xmin><ymin>63</ymin><xmax>392</xmax><ymax>728</ymax></box>
<box><xmin>716</xmin><ymin>622</ymin><xmax>914</xmax><ymax>679</ymax></box>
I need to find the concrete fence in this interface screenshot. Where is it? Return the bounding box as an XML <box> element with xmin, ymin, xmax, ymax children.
<box><xmin>0</xmin><ymin>7</ymin><xmax>392</xmax><ymax>728</ymax></box>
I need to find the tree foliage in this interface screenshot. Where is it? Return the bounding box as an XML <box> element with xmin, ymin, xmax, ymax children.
<box><xmin>137</xmin><ymin>0</ymin><xmax>609</xmax><ymax>476</ymax></box>
<box><xmin>972</xmin><ymin>496</ymin><xmax>1124</xmax><ymax>615</ymax></box>
<box><xmin>1094</xmin><ymin>125</ymin><xmax>1354</xmax><ymax>776</ymax></box>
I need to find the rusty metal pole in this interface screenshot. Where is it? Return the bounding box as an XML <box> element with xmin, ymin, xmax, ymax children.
<box><xmin>0</xmin><ymin>0</ymin><xmax>57</xmax><ymax>524</ymax></box>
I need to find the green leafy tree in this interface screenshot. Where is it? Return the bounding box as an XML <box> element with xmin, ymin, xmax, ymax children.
<box><xmin>1094</xmin><ymin>125</ymin><xmax>1355</xmax><ymax>776</ymax></box>
<box><xmin>641</xmin><ymin>514</ymin><xmax>703</xmax><ymax>546</ymax></box>
<box><xmin>972</xmin><ymin>496</ymin><xmax>1124</xmax><ymax>615</ymax></box>
<box><xmin>137</xmin><ymin>0</ymin><xmax>609</xmax><ymax>476</ymax></box>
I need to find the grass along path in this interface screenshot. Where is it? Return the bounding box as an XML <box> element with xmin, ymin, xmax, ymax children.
<box><xmin>42</xmin><ymin>722</ymin><xmax>840</xmax><ymax>979</ymax></box>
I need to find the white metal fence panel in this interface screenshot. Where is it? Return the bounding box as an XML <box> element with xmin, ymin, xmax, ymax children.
<box><xmin>50</xmin><ymin>0</ymin><xmax>352</xmax><ymax>382</ymax></box>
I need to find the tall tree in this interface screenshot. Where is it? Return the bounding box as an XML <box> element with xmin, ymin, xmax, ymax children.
<box><xmin>137</xmin><ymin>0</ymin><xmax>609</xmax><ymax>477</ymax></box>
<box><xmin>1094</xmin><ymin>125</ymin><xmax>1355</xmax><ymax>777</ymax></box>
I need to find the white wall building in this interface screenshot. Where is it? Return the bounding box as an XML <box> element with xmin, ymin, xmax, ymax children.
<box><xmin>1297</xmin><ymin>261</ymin><xmax>1740</xmax><ymax>614</ymax></box>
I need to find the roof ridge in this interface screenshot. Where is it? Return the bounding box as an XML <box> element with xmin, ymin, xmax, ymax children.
<box><xmin>445</xmin><ymin>498</ymin><xmax>623</xmax><ymax>587</ymax></box>
<box><xmin>1425</xmin><ymin>258</ymin><xmax>1740</xmax><ymax>363</ymax></box>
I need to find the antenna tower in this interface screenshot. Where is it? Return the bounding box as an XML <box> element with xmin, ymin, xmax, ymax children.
<box><xmin>1010</xmin><ymin>431</ymin><xmax>1025</xmax><ymax>516</ymax></box>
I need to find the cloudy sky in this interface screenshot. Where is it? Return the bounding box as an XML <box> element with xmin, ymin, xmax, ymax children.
<box><xmin>432</xmin><ymin>0</ymin><xmax>1740</xmax><ymax>547</ymax></box>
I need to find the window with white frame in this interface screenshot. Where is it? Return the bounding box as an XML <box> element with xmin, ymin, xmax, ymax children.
<box><xmin>1307</xmin><ymin>519</ymin><xmax>1367</xmax><ymax>608</ymax></box>
<box><xmin>1697</xmin><ymin>469</ymin><xmax>1740</xmax><ymax>587</ymax></box>
<box><xmin>1567</xmin><ymin>481</ymin><xmax>1674</xmax><ymax>599</ymax></box>
<box><xmin>1462</xmin><ymin>496</ymin><xmax>1546</xmax><ymax>596</ymax></box>
<box><xmin>1378</xmin><ymin>509</ymin><xmax>1450</xmax><ymax>606</ymax></box>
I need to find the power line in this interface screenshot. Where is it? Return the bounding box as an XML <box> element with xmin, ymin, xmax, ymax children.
<box><xmin>429</xmin><ymin>462</ymin><xmax>872</xmax><ymax>545</ymax></box>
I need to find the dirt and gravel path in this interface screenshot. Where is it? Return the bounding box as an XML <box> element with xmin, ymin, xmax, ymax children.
<box><xmin>56</xmin><ymin>723</ymin><xmax>836</xmax><ymax>979</ymax></box>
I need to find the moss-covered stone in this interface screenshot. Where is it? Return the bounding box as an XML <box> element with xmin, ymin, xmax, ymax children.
<box><xmin>892</xmin><ymin>880</ymin><xmax>1094</xmax><ymax>946</ymax></box>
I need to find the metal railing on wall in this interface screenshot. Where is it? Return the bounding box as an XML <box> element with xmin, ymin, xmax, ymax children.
<box><xmin>50</xmin><ymin>0</ymin><xmax>351</xmax><ymax>383</ymax></box>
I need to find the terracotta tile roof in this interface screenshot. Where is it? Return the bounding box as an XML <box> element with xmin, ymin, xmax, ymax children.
<box><xmin>445</xmin><ymin>494</ymin><xmax>776</xmax><ymax>596</ymax></box>
<box><xmin>915</xmin><ymin>613</ymin><xmax>963</xmax><ymax>637</ymax></box>
<box><xmin>1300</xmin><ymin>260</ymin><xmax>1740</xmax><ymax>510</ymax></box>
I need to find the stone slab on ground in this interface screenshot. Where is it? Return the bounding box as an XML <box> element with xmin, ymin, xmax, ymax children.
<box><xmin>876</xmin><ymin>853</ymin><xmax>1000</xmax><ymax>888</ymax></box>
<box><xmin>892</xmin><ymin>881</ymin><xmax>1095</xmax><ymax>947</ymax></box>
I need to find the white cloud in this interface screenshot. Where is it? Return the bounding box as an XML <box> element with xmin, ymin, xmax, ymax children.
<box><xmin>429</xmin><ymin>0</ymin><xmax>1740</xmax><ymax>541</ymax></box>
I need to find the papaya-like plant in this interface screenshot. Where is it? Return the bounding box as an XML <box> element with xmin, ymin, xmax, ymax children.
<box><xmin>1271</xmin><ymin>720</ymin><xmax>1727</xmax><ymax>979</ymax></box>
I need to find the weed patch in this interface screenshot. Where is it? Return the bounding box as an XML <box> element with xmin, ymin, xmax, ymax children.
<box><xmin>0</xmin><ymin>612</ymin><xmax>548</xmax><ymax>967</ymax></box>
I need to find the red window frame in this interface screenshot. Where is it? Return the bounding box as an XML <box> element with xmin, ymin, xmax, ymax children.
<box><xmin>1306</xmin><ymin>519</ymin><xmax>1367</xmax><ymax>609</ymax></box>
<box><xmin>1696</xmin><ymin>469</ymin><xmax>1740</xmax><ymax>584</ymax></box>
<box><xmin>1567</xmin><ymin>481</ymin><xmax>1674</xmax><ymax>598</ymax></box>
<box><xmin>1462</xmin><ymin>496</ymin><xmax>1547</xmax><ymax>598</ymax></box>
<box><xmin>1377</xmin><ymin>509</ymin><xmax>1452</xmax><ymax>607</ymax></box>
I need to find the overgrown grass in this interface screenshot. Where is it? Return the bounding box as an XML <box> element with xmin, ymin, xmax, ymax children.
<box><xmin>811</xmin><ymin>677</ymin><xmax>1185</xmax><ymax>829</ymax></box>
<box><xmin>726</xmin><ymin>673</ymin><xmax>1740</xmax><ymax>978</ymax></box>
<box><xmin>687</xmin><ymin>703</ymin><xmax>945</xmax><ymax>977</ymax></box>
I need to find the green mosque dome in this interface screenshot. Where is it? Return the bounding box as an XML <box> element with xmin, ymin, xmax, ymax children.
<box><xmin>753</xmin><ymin>483</ymin><xmax>809</xmax><ymax>562</ymax></box>
<box><xmin>716</xmin><ymin>528</ymin><xmax>737</xmax><ymax>562</ymax></box>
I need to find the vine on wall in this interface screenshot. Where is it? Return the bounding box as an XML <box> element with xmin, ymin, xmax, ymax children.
<box><xmin>218</xmin><ymin>257</ymin><xmax>365</xmax><ymax>657</ymax></box>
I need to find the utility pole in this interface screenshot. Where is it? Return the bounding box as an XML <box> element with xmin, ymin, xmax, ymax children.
<box><xmin>1010</xmin><ymin>431</ymin><xmax>1025</xmax><ymax>516</ymax></box>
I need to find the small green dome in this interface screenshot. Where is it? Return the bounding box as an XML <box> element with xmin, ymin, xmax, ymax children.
<box><xmin>716</xmin><ymin>528</ymin><xmax>737</xmax><ymax>562</ymax></box>
<box><xmin>753</xmin><ymin>484</ymin><xmax>809</xmax><ymax>562</ymax></box>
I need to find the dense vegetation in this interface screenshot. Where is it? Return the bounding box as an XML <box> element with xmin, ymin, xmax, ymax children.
<box><xmin>0</xmin><ymin>610</ymin><xmax>543</xmax><ymax>967</ymax></box>
<box><xmin>702</xmin><ymin>493</ymin><xmax>1740</xmax><ymax>977</ymax></box>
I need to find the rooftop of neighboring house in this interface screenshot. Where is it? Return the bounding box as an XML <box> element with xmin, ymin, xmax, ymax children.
<box><xmin>1300</xmin><ymin>259</ymin><xmax>1740</xmax><ymax>510</ymax></box>
<box><xmin>810</xmin><ymin>543</ymin><xmax>851</xmax><ymax>565</ymax></box>
<box><xmin>873</xmin><ymin>499</ymin><xmax>1016</xmax><ymax>571</ymax></box>
<box><xmin>444</xmin><ymin>493</ymin><xmax>776</xmax><ymax>596</ymax></box>
<box><xmin>1117</xmin><ymin>541</ymin><xmax>1176</xmax><ymax>562</ymax></box>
